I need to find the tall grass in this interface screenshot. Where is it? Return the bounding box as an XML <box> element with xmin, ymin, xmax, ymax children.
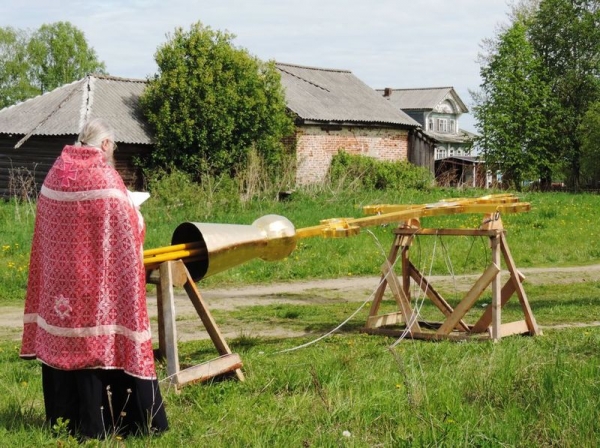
<box><xmin>2</xmin><ymin>173</ymin><xmax>600</xmax><ymax>302</ymax></box>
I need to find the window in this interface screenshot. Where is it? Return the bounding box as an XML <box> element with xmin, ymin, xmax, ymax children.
<box><xmin>428</xmin><ymin>118</ymin><xmax>434</xmax><ymax>131</ymax></box>
<box><xmin>450</xmin><ymin>119</ymin><xmax>455</xmax><ymax>133</ymax></box>
<box><xmin>437</xmin><ymin>118</ymin><xmax>448</xmax><ymax>133</ymax></box>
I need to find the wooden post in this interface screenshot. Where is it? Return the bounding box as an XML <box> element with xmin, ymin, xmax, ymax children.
<box><xmin>149</xmin><ymin>261</ymin><xmax>244</xmax><ymax>388</ymax></box>
<box><xmin>158</xmin><ymin>261</ymin><xmax>180</xmax><ymax>381</ymax></box>
<box><xmin>490</xmin><ymin>234</ymin><xmax>502</xmax><ymax>341</ymax></box>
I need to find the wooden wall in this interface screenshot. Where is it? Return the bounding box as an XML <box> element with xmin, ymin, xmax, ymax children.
<box><xmin>0</xmin><ymin>134</ymin><xmax>151</xmax><ymax>198</ymax></box>
<box><xmin>407</xmin><ymin>130</ymin><xmax>435</xmax><ymax>174</ymax></box>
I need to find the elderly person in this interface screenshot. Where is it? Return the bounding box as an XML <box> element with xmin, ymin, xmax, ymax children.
<box><xmin>20</xmin><ymin>118</ymin><xmax>168</xmax><ymax>439</ymax></box>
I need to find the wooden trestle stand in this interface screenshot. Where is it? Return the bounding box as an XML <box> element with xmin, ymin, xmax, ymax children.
<box><xmin>363</xmin><ymin>213</ymin><xmax>541</xmax><ymax>342</ymax></box>
<box><xmin>147</xmin><ymin>260</ymin><xmax>244</xmax><ymax>389</ymax></box>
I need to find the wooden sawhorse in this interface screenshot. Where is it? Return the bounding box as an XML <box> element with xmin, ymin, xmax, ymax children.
<box><xmin>147</xmin><ymin>260</ymin><xmax>244</xmax><ymax>389</ymax></box>
<box><xmin>362</xmin><ymin>214</ymin><xmax>541</xmax><ymax>341</ymax></box>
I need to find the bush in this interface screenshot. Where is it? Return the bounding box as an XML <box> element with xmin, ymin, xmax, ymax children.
<box><xmin>328</xmin><ymin>151</ymin><xmax>434</xmax><ymax>191</ymax></box>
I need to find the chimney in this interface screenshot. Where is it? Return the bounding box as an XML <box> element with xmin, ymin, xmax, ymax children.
<box><xmin>383</xmin><ymin>87</ymin><xmax>393</xmax><ymax>97</ymax></box>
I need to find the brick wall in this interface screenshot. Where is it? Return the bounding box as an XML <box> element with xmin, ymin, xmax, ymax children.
<box><xmin>294</xmin><ymin>125</ymin><xmax>409</xmax><ymax>185</ymax></box>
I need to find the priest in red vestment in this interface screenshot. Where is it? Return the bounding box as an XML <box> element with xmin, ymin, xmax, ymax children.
<box><xmin>20</xmin><ymin>118</ymin><xmax>168</xmax><ymax>439</ymax></box>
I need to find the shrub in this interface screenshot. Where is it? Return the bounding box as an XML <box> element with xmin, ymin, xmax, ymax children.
<box><xmin>328</xmin><ymin>151</ymin><xmax>434</xmax><ymax>191</ymax></box>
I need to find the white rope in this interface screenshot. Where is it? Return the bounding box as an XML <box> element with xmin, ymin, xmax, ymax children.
<box><xmin>273</xmin><ymin>228</ymin><xmax>397</xmax><ymax>355</ymax></box>
<box><xmin>388</xmin><ymin>233</ymin><xmax>439</xmax><ymax>348</ymax></box>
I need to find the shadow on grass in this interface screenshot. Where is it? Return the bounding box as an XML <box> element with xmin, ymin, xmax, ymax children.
<box><xmin>0</xmin><ymin>402</ymin><xmax>45</xmax><ymax>431</ymax></box>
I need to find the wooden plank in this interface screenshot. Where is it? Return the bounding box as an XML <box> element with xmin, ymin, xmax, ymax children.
<box><xmin>183</xmin><ymin>270</ymin><xmax>245</xmax><ymax>382</ymax></box>
<box><xmin>500</xmin><ymin>233</ymin><xmax>541</xmax><ymax>336</ymax></box>
<box><xmin>362</xmin><ymin>328</ymin><xmax>482</xmax><ymax>342</ymax></box>
<box><xmin>366</xmin><ymin>234</ymin><xmax>401</xmax><ymax>323</ymax></box>
<box><xmin>471</xmin><ymin>274</ymin><xmax>522</xmax><ymax>333</ymax></box>
<box><xmin>408</xmin><ymin>262</ymin><xmax>470</xmax><ymax>332</ymax></box>
<box><xmin>490</xmin><ymin>235</ymin><xmax>502</xmax><ymax>341</ymax></box>
<box><xmin>382</xmin><ymin>260</ymin><xmax>421</xmax><ymax>333</ymax></box>
<box><xmin>436</xmin><ymin>262</ymin><xmax>500</xmax><ymax>335</ymax></box>
<box><xmin>499</xmin><ymin>320</ymin><xmax>529</xmax><ymax>338</ymax></box>
<box><xmin>155</xmin><ymin>277</ymin><xmax>166</xmax><ymax>360</ymax></box>
<box><xmin>159</xmin><ymin>262</ymin><xmax>180</xmax><ymax>382</ymax></box>
<box><xmin>176</xmin><ymin>354</ymin><xmax>243</xmax><ymax>386</ymax></box>
<box><xmin>394</xmin><ymin>228</ymin><xmax>499</xmax><ymax>237</ymax></box>
<box><xmin>366</xmin><ymin>311</ymin><xmax>403</xmax><ymax>328</ymax></box>
<box><xmin>401</xmin><ymin>244</ymin><xmax>411</xmax><ymax>299</ymax></box>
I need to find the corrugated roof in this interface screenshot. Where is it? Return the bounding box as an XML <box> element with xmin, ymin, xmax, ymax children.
<box><xmin>0</xmin><ymin>74</ymin><xmax>152</xmax><ymax>144</ymax></box>
<box><xmin>276</xmin><ymin>63</ymin><xmax>419</xmax><ymax>127</ymax></box>
<box><xmin>377</xmin><ymin>87</ymin><xmax>468</xmax><ymax>113</ymax></box>
<box><xmin>426</xmin><ymin>129</ymin><xmax>475</xmax><ymax>144</ymax></box>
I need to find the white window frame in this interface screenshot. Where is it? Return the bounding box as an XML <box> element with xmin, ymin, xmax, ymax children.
<box><xmin>437</xmin><ymin>118</ymin><xmax>448</xmax><ymax>133</ymax></box>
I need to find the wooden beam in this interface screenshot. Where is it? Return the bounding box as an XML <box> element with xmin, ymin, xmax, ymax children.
<box><xmin>366</xmin><ymin>311</ymin><xmax>403</xmax><ymax>328</ymax></box>
<box><xmin>500</xmin><ymin>233</ymin><xmax>541</xmax><ymax>336</ymax></box>
<box><xmin>175</xmin><ymin>354</ymin><xmax>243</xmax><ymax>386</ymax></box>
<box><xmin>471</xmin><ymin>272</ymin><xmax>524</xmax><ymax>333</ymax></box>
<box><xmin>158</xmin><ymin>262</ymin><xmax>180</xmax><ymax>383</ymax></box>
<box><xmin>366</xmin><ymin>235</ymin><xmax>401</xmax><ymax>325</ymax></box>
<box><xmin>499</xmin><ymin>320</ymin><xmax>529</xmax><ymax>338</ymax></box>
<box><xmin>408</xmin><ymin>262</ymin><xmax>470</xmax><ymax>332</ymax></box>
<box><xmin>393</xmin><ymin>228</ymin><xmax>499</xmax><ymax>237</ymax></box>
<box><xmin>183</xmin><ymin>270</ymin><xmax>245</xmax><ymax>382</ymax></box>
<box><xmin>490</xmin><ymin>234</ymin><xmax>502</xmax><ymax>341</ymax></box>
<box><xmin>436</xmin><ymin>262</ymin><xmax>500</xmax><ymax>335</ymax></box>
<box><xmin>382</xmin><ymin>260</ymin><xmax>421</xmax><ymax>333</ymax></box>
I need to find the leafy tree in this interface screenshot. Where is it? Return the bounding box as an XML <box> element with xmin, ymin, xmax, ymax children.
<box><xmin>0</xmin><ymin>27</ymin><xmax>36</xmax><ymax>108</ymax></box>
<box><xmin>0</xmin><ymin>22</ymin><xmax>105</xmax><ymax>108</ymax></box>
<box><xmin>529</xmin><ymin>0</ymin><xmax>600</xmax><ymax>188</ymax></box>
<box><xmin>473</xmin><ymin>20</ymin><xmax>556</xmax><ymax>189</ymax></box>
<box><xmin>578</xmin><ymin>101</ymin><xmax>600</xmax><ymax>188</ymax></box>
<box><xmin>140</xmin><ymin>22</ymin><xmax>294</xmax><ymax>178</ymax></box>
<box><xmin>27</xmin><ymin>21</ymin><xmax>106</xmax><ymax>94</ymax></box>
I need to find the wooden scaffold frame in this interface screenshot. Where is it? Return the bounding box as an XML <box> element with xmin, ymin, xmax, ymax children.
<box><xmin>362</xmin><ymin>213</ymin><xmax>542</xmax><ymax>342</ymax></box>
<box><xmin>147</xmin><ymin>260</ymin><xmax>244</xmax><ymax>390</ymax></box>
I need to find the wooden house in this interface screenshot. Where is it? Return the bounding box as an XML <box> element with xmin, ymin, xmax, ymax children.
<box><xmin>378</xmin><ymin>87</ymin><xmax>474</xmax><ymax>160</ymax></box>
<box><xmin>0</xmin><ymin>74</ymin><xmax>152</xmax><ymax>197</ymax></box>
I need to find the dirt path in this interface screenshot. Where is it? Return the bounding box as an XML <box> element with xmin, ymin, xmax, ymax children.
<box><xmin>2</xmin><ymin>264</ymin><xmax>600</xmax><ymax>342</ymax></box>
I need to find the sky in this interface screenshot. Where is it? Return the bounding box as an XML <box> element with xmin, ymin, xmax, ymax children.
<box><xmin>1</xmin><ymin>0</ymin><xmax>514</xmax><ymax>132</ymax></box>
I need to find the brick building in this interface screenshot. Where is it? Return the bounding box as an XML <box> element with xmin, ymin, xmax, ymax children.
<box><xmin>276</xmin><ymin>63</ymin><xmax>435</xmax><ymax>185</ymax></box>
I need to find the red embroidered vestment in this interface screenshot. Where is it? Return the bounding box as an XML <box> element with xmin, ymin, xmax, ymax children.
<box><xmin>20</xmin><ymin>145</ymin><xmax>156</xmax><ymax>379</ymax></box>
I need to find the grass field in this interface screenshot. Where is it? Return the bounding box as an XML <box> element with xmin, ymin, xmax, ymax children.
<box><xmin>1</xmin><ymin>185</ymin><xmax>599</xmax><ymax>446</ymax></box>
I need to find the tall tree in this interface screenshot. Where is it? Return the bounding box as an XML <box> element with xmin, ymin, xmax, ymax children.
<box><xmin>529</xmin><ymin>0</ymin><xmax>600</xmax><ymax>188</ymax></box>
<box><xmin>27</xmin><ymin>21</ymin><xmax>106</xmax><ymax>94</ymax></box>
<box><xmin>0</xmin><ymin>27</ymin><xmax>37</xmax><ymax>108</ymax></box>
<box><xmin>578</xmin><ymin>101</ymin><xmax>600</xmax><ymax>188</ymax></box>
<box><xmin>140</xmin><ymin>22</ymin><xmax>294</xmax><ymax>177</ymax></box>
<box><xmin>473</xmin><ymin>20</ymin><xmax>557</xmax><ymax>189</ymax></box>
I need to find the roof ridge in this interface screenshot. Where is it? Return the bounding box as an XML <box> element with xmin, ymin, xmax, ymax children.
<box><xmin>0</xmin><ymin>77</ymin><xmax>84</xmax><ymax>113</ymax></box>
<box><xmin>89</xmin><ymin>73</ymin><xmax>147</xmax><ymax>83</ymax></box>
<box><xmin>376</xmin><ymin>86</ymin><xmax>454</xmax><ymax>91</ymax></box>
<box><xmin>275</xmin><ymin>61</ymin><xmax>351</xmax><ymax>74</ymax></box>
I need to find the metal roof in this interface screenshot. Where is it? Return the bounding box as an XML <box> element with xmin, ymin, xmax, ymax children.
<box><xmin>276</xmin><ymin>63</ymin><xmax>419</xmax><ymax>127</ymax></box>
<box><xmin>437</xmin><ymin>155</ymin><xmax>482</xmax><ymax>164</ymax></box>
<box><xmin>0</xmin><ymin>74</ymin><xmax>153</xmax><ymax>144</ymax></box>
<box><xmin>377</xmin><ymin>87</ymin><xmax>468</xmax><ymax>113</ymax></box>
<box><xmin>425</xmin><ymin>129</ymin><xmax>475</xmax><ymax>144</ymax></box>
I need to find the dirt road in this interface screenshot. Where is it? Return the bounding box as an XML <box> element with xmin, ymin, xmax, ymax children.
<box><xmin>2</xmin><ymin>264</ymin><xmax>600</xmax><ymax>343</ymax></box>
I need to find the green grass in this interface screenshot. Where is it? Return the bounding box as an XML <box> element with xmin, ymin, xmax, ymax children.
<box><xmin>2</xmin><ymin>183</ymin><xmax>600</xmax><ymax>445</ymax></box>
<box><xmin>1</xmin><ymin>328</ymin><xmax>600</xmax><ymax>446</ymax></box>
<box><xmin>3</xmin><ymin>187</ymin><xmax>600</xmax><ymax>303</ymax></box>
